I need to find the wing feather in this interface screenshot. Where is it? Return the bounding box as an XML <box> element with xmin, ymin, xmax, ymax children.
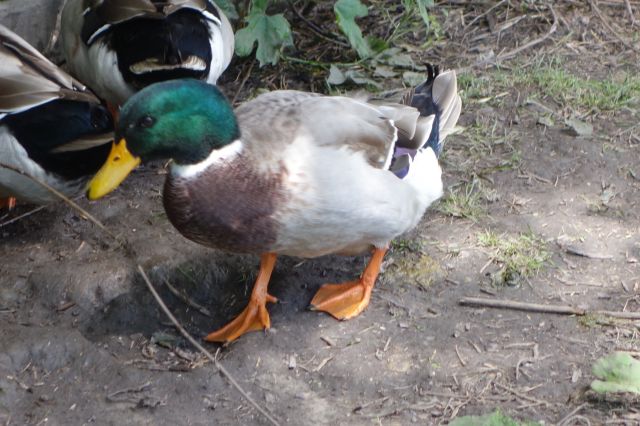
<box><xmin>0</xmin><ymin>25</ymin><xmax>99</xmax><ymax>114</ymax></box>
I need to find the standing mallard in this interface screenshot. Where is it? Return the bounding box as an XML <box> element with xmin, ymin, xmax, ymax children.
<box><xmin>61</xmin><ymin>0</ymin><xmax>234</xmax><ymax>107</ymax></box>
<box><xmin>0</xmin><ymin>25</ymin><xmax>113</xmax><ymax>208</ymax></box>
<box><xmin>87</xmin><ymin>67</ymin><xmax>461</xmax><ymax>342</ymax></box>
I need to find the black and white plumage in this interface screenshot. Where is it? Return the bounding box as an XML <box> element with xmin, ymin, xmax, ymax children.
<box><xmin>0</xmin><ymin>24</ymin><xmax>114</xmax><ymax>205</ymax></box>
<box><xmin>61</xmin><ymin>0</ymin><xmax>234</xmax><ymax>106</ymax></box>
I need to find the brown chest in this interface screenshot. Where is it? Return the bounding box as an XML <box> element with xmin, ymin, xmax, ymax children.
<box><xmin>163</xmin><ymin>160</ymin><xmax>286</xmax><ymax>253</ymax></box>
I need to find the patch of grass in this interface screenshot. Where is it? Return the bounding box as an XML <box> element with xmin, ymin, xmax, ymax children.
<box><xmin>461</xmin><ymin>60</ymin><xmax>640</xmax><ymax>113</ymax></box>
<box><xmin>443</xmin><ymin>116</ymin><xmax>520</xmax><ymax>179</ymax></box>
<box><xmin>450</xmin><ymin>410</ymin><xmax>538</xmax><ymax>426</ymax></box>
<box><xmin>523</xmin><ymin>65</ymin><xmax>640</xmax><ymax>112</ymax></box>
<box><xmin>437</xmin><ymin>179</ymin><xmax>486</xmax><ymax>221</ymax></box>
<box><xmin>391</xmin><ymin>238</ymin><xmax>422</xmax><ymax>253</ymax></box>
<box><xmin>478</xmin><ymin>230</ymin><xmax>550</xmax><ymax>286</ymax></box>
<box><xmin>390</xmin><ymin>253</ymin><xmax>442</xmax><ymax>290</ymax></box>
<box><xmin>457</xmin><ymin>73</ymin><xmax>494</xmax><ymax>105</ymax></box>
<box><xmin>578</xmin><ymin>313</ymin><xmax>616</xmax><ymax>328</ymax></box>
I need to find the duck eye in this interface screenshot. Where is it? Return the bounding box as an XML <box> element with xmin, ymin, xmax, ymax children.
<box><xmin>138</xmin><ymin>116</ymin><xmax>155</xmax><ymax>128</ymax></box>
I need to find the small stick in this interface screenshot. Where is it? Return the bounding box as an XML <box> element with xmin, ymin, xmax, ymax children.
<box><xmin>464</xmin><ymin>0</ymin><xmax>507</xmax><ymax>29</ymax></box>
<box><xmin>497</xmin><ymin>4</ymin><xmax>558</xmax><ymax>61</ymax></box>
<box><xmin>0</xmin><ymin>162</ymin><xmax>119</xmax><ymax>243</ymax></box>
<box><xmin>557</xmin><ymin>403</ymin><xmax>588</xmax><ymax>426</ymax></box>
<box><xmin>494</xmin><ymin>382</ymin><xmax>549</xmax><ymax>406</ymax></box>
<box><xmin>455</xmin><ymin>345</ymin><xmax>467</xmax><ymax>366</ymax></box>
<box><xmin>107</xmin><ymin>381</ymin><xmax>152</xmax><ymax>402</ymax></box>
<box><xmin>564</xmin><ymin>246</ymin><xmax>613</xmax><ymax>259</ymax></box>
<box><xmin>459</xmin><ymin>296</ymin><xmax>640</xmax><ymax>319</ymax></box>
<box><xmin>590</xmin><ymin>0</ymin><xmax>639</xmax><ymax>51</ymax></box>
<box><xmin>0</xmin><ymin>205</ymin><xmax>47</xmax><ymax>228</ymax></box>
<box><xmin>313</xmin><ymin>355</ymin><xmax>335</xmax><ymax>372</ymax></box>
<box><xmin>460</xmin><ymin>297</ymin><xmax>583</xmax><ymax>315</ymax></box>
<box><xmin>231</xmin><ymin>59</ymin><xmax>255</xmax><ymax>106</ymax></box>
<box><xmin>0</xmin><ymin>161</ymin><xmax>277</xmax><ymax>424</ymax></box>
<box><xmin>137</xmin><ymin>266</ymin><xmax>280</xmax><ymax>426</ymax></box>
<box><xmin>289</xmin><ymin>4</ymin><xmax>350</xmax><ymax>48</ymax></box>
<box><xmin>624</xmin><ymin>0</ymin><xmax>639</xmax><ymax>25</ymax></box>
<box><xmin>162</xmin><ymin>277</ymin><xmax>212</xmax><ymax>317</ymax></box>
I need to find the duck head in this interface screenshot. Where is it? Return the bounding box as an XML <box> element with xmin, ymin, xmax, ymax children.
<box><xmin>87</xmin><ymin>79</ymin><xmax>239</xmax><ymax>199</ymax></box>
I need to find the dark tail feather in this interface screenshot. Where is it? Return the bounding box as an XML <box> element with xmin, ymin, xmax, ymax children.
<box><xmin>401</xmin><ymin>64</ymin><xmax>461</xmax><ymax>157</ymax></box>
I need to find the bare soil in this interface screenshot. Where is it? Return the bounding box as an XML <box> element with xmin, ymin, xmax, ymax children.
<box><xmin>1</xmin><ymin>2</ymin><xmax>639</xmax><ymax>425</ymax></box>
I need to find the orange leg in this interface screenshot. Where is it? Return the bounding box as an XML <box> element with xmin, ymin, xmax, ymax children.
<box><xmin>0</xmin><ymin>197</ymin><xmax>16</xmax><ymax>210</ymax></box>
<box><xmin>310</xmin><ymin>247</ymin><xmax>388</xmax><ymax>320</ymax></box>
<box><xmin>205</xmin><ymin>253</ymin><xmax>278</xmax><ymax>343</ymax></box>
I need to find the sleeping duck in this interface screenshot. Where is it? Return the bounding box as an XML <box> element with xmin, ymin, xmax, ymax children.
<box><xmin>87</xmin><ymin>66</ymin><xmax>461</xmax><ymax>342</ymax></box>
<box><xmin>0</xmin><ymin>25</ymin><xmax>113</xmax><ymax>208</ymax></box>
<box><xmin>61</xmin><ymin>0</ymin><xmax>234</xmax><ymax>108</ymax></box>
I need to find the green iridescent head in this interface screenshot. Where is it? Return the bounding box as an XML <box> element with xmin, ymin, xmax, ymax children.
<box><xmin>116</xmin><ymin>79</ymin><xmax>240</xmax><ymax>165</ymax></box>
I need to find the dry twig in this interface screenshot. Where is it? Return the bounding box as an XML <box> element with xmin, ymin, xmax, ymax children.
<box><xmin>624</xmin><ymin>0</ymin><xmax>639</xmax><ymax>25</ymax></box>
<box><xmin>0</xmin><ymin>205</ymin><xmax>47</xmax><ymax>228</ymax></box>
<box><xmin>557</xmin><ymin>403</ymin><xmax>589</xmax><ymax>426</ymax></box>
<box><xmin>162</xmin><ymin>277</ymin><xmax>212</xmax><ymax>317</ymax></box>
<box><xmin>496</xmin><ymin>3</ymin><xmax>559</xmax><ymax>61</ymax></box>
<box><xmin>460</xmin><ymin>296</ymin><xmax>640</xmax><ymax>319</ymax></box>
<box><xmin>589</xmin><ymin>0</ymin><xmax>639</xmax><ymax>51</ymax></box>
<box><xmin>0</xmin><ymin>162</ymin><xmax>122</xmax><ymax>243</ymax></box>
<box><xmin>138</xmin><ymin>266</ymin><xmax>280</xmax><ymax>426</ymax></box>
<box><xmin>0</xmin><ymin>160</ymin><xmax>279</xmax><ymax>426</ymax></box>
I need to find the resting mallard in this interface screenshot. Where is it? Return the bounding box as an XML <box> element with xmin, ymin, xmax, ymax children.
<box><xmin>60</xmin><ymin>0</ymin><xmax>234</xmax><ymax>108</ymax></box>
<box><xmin>0</xmin><ymin>24</ymin><xmax>113</xmax><ymax>208</ymax></box>
<box><xmin>87</xmin><ymin>67</ymin><xmax>461</xmax><ymax>342</ymax></box>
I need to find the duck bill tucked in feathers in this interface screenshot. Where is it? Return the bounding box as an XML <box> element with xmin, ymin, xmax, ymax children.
<box><xmin>61</xmin><ymin>0</ymin><xmax>234</xmax><ymax>105</ymax></box>
<box><xmin>0</xmin><ymin>24</ymin><xmax>114</xmax><ymax>206</ymax></box>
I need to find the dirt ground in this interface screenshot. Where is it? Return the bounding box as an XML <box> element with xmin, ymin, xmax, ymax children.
<box><xmin>1</xmin><ymin>1</ymin><xmax>639</xmax><ymax>425</ymax></box>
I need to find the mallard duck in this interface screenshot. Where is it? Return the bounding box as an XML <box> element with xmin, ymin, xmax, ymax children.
<box><xmin>60</xmin><ymin>0</ymin><xmax>234</xmax><ymax>108</ymax></box>
<box><xmin>87</xmin><ymin>66</ymin><xmax>461</xmax><ymax>342</ymax></box>
<box><xmin>0</xmin><ymin>24</ymin><xmax>114</xmax><ymax>208</ymax></box>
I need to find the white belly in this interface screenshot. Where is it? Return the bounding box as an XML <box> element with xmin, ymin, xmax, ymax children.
<box><xmin>271</xmin><ymin>138</ymin><xmax>443</xmax><ymax>258</ymax></box>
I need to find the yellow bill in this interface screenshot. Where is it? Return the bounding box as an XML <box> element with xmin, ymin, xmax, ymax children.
<box><xmin>87</xmin><ymin>139</ymin><xmax>141</xmax><ymax>200</ymax></box>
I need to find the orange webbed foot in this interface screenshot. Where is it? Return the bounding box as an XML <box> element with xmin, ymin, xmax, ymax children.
<box><xmin>310</xmin><ymin>247</ymin><xmax>388</xmax><ymax>320</ymax></box>
<box><xmin>204</xmin><ymin>253</ymin><xmax>278</xmax><ymax>343</ymax></box>
<box><xmin>205</xmin><ymin>292</ymin><xmax>278</xmax><ymax>343</ymax></box>
<box><xmin>310</xmin><ymin>279</ymin><xmax>372</xmax><ymax>320</ymax></box>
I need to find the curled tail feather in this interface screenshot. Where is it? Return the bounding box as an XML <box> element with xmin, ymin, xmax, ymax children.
<box><xmin>400</xmin><ymin>64</ymin><xmax>461</xmax><ymax>156</ymax></box>
<box><xmin>388</xmin><ymin>65</ymin><xmax>461</xmax><ymax>178</ymax></box>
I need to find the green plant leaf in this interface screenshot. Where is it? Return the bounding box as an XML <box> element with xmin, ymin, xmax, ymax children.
<box><xmin>327</xmin><ymin>65</ymin><xmax>347</xmax><ymax>85</ymax></box>
<box><xmin>326</xmin><ymin>65</ymin><xmax>381</xmax><ymax>89</ymax></box>
<box><xmin>378</xmin><ymin>47</ymin><xmax>416</xmax><ymax>68</ymax></box>
<box><xmin>403</xmin><ymin>71</ymin><xmax>425</xmax><ymax>87</ymax></box>
<box><xmin>415</xmin><ymin>0</ymin><xmax>434</xmax><ymax>28</ymax></box>
<box><xmin>212</xmin><ymin>0</ymin><xmax>238</xmax><ymax>21</ymax></box>
<box><xmin>334</xmin><ymin>0</ymin><xmax>371</xmax><ymax>59</ymax></box>
<box><xmin>234</xmin><ymin>0</ymin><xmax>293</xmax><ymax>66</ymax></box>
<box><xmin>591</xmin><ymin>352</ymin><xmax>640</xmax><ymax>394</ymax></box>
